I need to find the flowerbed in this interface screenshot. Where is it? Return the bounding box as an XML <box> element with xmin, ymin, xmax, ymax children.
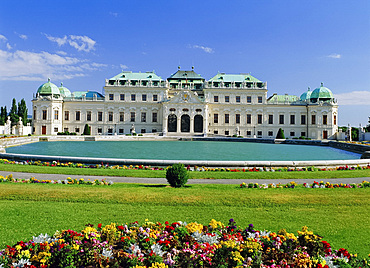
<box><xmin>0</xmin><ymin>219</ymin><xmax>369</xmax><ymax>268</ymax></box>
<box><xmin>240</xmin><ymin>181</ymin><xmax>370</xmax><ymax>189</ymax></box>
<box><xmin>1</xmin><ymin>159</ymin><xmax>369</xmax><ymax>173</ymax></box>
<box><xmin>0</xmin><ymin>174</ymin><xmax>113</xmax><ymax>185</ymax></box>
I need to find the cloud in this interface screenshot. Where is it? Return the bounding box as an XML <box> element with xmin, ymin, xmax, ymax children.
<box><xmin>109</xmin><ymin>12</ymin><xmax>118</xmax><ymax>17</ymax></box>
<box><xmin>45</xmin><ymin>34</ymin><xmax>96</xmax><ymax>52</ymax></box>
<box><xmin>326</xmin><ymin>53</ymin><xmax>341</xmax><ymax>59</ymax></box>
<box><xmin>15</xmin><ymin>32</ymin><xmax>28</xmax><ymax>40</ymax></box>
<box><xmin>0</xmin><ymin>49</ymin><xmax>107</xmax><ymax>81</ymax></box>
<box><xmin>0</xmin><ymin>34</ymin><xmax>7</xmax><ymax>42</ymax></box>
<box><xmin>56</xmin><ymin>51</ymin><xmax>67</xmax><ymax>56</ymax></box>
<box><xmin>334</xmin><ymin>91</ymin><xmax>370</xmax><ymax>105</ymax></box>
<box><xmin>191</xmin><ymin>45</ymin><xmax>214</xmax><ymax>53</ymax></box>
<box><xmin>120</xmin><ymin>64</ymin><xmax>129</xmax><ymax>70</ymax></box>
<box><xmin>6</xmin><ymin>43</ymin><xmax>12</xmax><ymax>50</ymax></box>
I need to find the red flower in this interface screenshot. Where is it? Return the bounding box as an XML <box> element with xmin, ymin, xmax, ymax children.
<box><xmin>98</xmin><ymin>223</ymin><xmax>102</xmax><ymax>229</ymax></box>
<box><xmin>117</xmin><ymin>225</ymin><xmax>124</xmax><ymax>231</ymax></box>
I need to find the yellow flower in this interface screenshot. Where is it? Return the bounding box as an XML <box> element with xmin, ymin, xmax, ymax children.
<box><xmin>209</xmin><ymin>219</ymin><xmax>222</xmax><ymax>229</ymax></box>
<box><xmin>186</xmin><ymin>222</ymin><xmax>203</xmax><ymax>234</ymax></box>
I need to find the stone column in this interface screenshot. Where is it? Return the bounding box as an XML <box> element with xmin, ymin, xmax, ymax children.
<box><xmin>190</xmin><ymin>116</ymin><xmax>194</xmax><ymax>134</ymax></box>
<box><xmin>177</xmin><ymin>114</ymin><xmax>181</xmax><ymax>134</ymax></box>
<box><xmin>163</xmin><ymin>115</ymin><xmax>168</xmax><ymax>136</ymax></box>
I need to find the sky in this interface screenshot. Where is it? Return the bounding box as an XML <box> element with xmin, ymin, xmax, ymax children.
<box><xmin>0</xmin><ymin>0</ymin><xmax>369</xmax><ymax>126</ymax></box>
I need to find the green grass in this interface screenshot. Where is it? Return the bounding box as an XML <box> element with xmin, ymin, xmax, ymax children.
<box><xmin>0</xmin><ymin>183</ymin><xmax>369</xmax><ymax>258</ymax></box>
<box><xmin>1</xmin><ymin>163</ymin><xmax>370</xmax><ymax>179</ymax></box>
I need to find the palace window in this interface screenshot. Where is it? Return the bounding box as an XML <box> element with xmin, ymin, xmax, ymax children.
<box><xmin>279</xmin><ymin>114</ymin><xmax>284</xmax><ymax>124</ymax></box>
<box><xmin>301</xmin><ymin>115</ymin><xmax>306</xmax><ymax>125</ymax></box>
<box><xmin>76</xmin><ymin>111</ymin><xmax>81</xmax><ymax>121</ymax></box>
<box><xmin>323</xmin><ymin>115</ymin><xmax>328</xmax><ymax>125</ymax></box>
<box><xmin>98</xmin><ymin>128</ymin><xmax>102</xmax><ymax>134</ymax></box>
<box><xmin>257</xmin><ymin>131</ymin><xmax>262</xmax><ymax>137</ymax></box>
<box><xmin>141</xmin><ymin>112</ymin><xmax>146</xmax><ymax>122</ymax></box>
<box><xmin>152</xmin><ymin>112</ymin><xmax>158</xmax><ymax>123</ymax></box>
<box><xmin>247</xmin><ymin>96</ymin><xmax>251</xmax><ymax>103</ymax></box>
<box><xmin>225</xmin><ymin>130</ymin><xmax>229</xmax><ymax>135</ymax></box>
<box><xmin>268</xmin><ymin>131</ymin><xmax>273</xmax><ymax>136</ymax></box>
<box><xmin>236</xmin><ymin>96</ymin><xmax>240</xmax><ymax>103</ymax></box>
<box><xmin>54</xmin><ymin>110</ymin><xmax>59</xmax><ymax>120</ymax></box>
<box><xmin>108</xmin><ymin>112</ymin><xmax>113</xmax><ymax>122</ymax></box>
<box><xmin>214</xmin><ymin>113</ymin><xmax>218</xmax><ymax>124</ymax></box>
<box><xmin>290</xmin><ymin>114</ymin><xmax>295</xmax><ymax>125</ymax></box>
<box><xmin>87</xmin><ymin>111</ymin><xmax>91</xmax><ymax>121</ymax></box>
<box><xmin>119</xmin><ymin>129</ymin><xmax>124</xmax><ymax>134</ymax></box>
<box><xmin>236</xmin><ymin>114</ymin><xmax>240</xmax><ymax>124</ymax></box>
<box><xmin>33</xmin><ymin>109</ymin><xmax>36</xmax><ymax>120</ymax></box>
<box><xmin>258</xmin><ymin>96</ymin><xmax>262</xmax><ymax>103</ymax></box>
<box><xmin>214</xmin><ymin>130</ymin><xmax>218</xmax><ymax>134</ymax></box>
<box><xmin>64</xmin><ymin>128</ymin><xmax>68</xmax><ymax>132</ymax></box>
<box><xmin>142</xmin><ymin>94</ymin><xmax>147</xmax><ymax>101</ymax></box>
<box><xmin>108</xmin><ymin>128</ymin><xmax>113</xmax><ymax>134</ymax></box>
<box><xmin>64</xmin><ymin>111</ymin><xmax>69</xmax><ymax>121</ymax></box>
<box><xmin>109</xmin><ymin>94</ymin><xmax>114</xmax><ymax>100</ymax></box>
<box><xmin>120</xmin><ymin>94</ymin><xmax>125</xmax><ymax>101</ymax></box>
<box><xmin>152</xmin><ymin>128</ymin><xmax>157</xmax><ymax>133</ymax></box>
<box><xmin>131</xmin><ymin>94</ymin><xmax>136</xmax><ymax>101</ymax></box>
<box><xmin>98</xmin><ymin>111</ymin><xmax>103</xmax><ymax>121</ymax></box>
<box><xmin>311</xmin><ymin>115</ymin><xmax>316</xmax><ymax>125</ymax></box>
<box><xmin>75</xmin><ymin>128</ymin><xmax>80</xmax><ymax>133</ymax></box>
<box><xmin>334</xmin><ymin>115</ymin><xmax>337</xmax><ymax>125</ymax></box>
<box><xmin>246</xmin><ymin>114</ymin><xmax>251</xmax><ymax>124</ymax></box>
<box><xmin>42</xmin><ymin>110</ymin><xmax>47</xmax><ymax>120</ymax></box>
<box><xmin>258</xmin><ymin>114</ymin><xmax>262</xmax><ymax>124</ymax></box>
<box><xmin>247</xmin><ymin>130</ymin><xmax>252</xmax><ymax>136</ymax></box>
<box><xmin>153</xmin><ymin>94</ymin><xmax>158</xmax><ymax>101</ymax></box>
<box><xmin>130</xmin><ymin>112</ymin><xmax>135</xmax><ymax>122</ymax></box>
<box><xmin>141</xmin><ymin>129</ymin><xmax>146</xmax><ymax>133</ymax></box>
<box><xmin>268</xmin><ymin>114</ymin><xmax>273</xmax><ymax>124</ymax></box>
<box><xmin>54</xmin><ymin>127</ymin><xmax>58</xmax><ymax>132</ymax></box>
<box><xmin>225</xmin><ymin>96</ymin><xmax>229</xmax><ymax>103</ymax></box>
<box><xmin>225</xmin><ymin>114</ymin><xmax>230</xmax><ymax>124</ymax></box>
<box><xmin>301</xmin><ymin>132</ymin><xmax>306</xmax><ymax>137</ymax></box>
<box><xmin>290</xmin><ymin>131</ymin><xmax>295</xmax><ymax>137</ymax></box>
<box><xmin>214</xmin><ymin>96</ymin><xmax>219</xmax><ymax>102</ymax></box>
<box><xmin>120</xmin><ymin>112</ymin><xmax>124</xmax><ymax>122</ymax></box>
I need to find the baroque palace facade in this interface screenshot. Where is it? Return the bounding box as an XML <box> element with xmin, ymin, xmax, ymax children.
<box><xmin>32</xmin><ymin>67</ymin><xmax>338</xmax><ymax>140</ymax></box>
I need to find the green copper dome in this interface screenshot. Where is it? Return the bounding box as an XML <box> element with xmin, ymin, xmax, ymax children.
<box><xmin>37</xmin><ymin>78</ymin><xmax>60</xmax><ymax>96</ymax></box>
<box><xmin>59</xmin><ymin>82</ymin><xmax>72</xmax><ymax>97</ymax></box>
<box><xmin>300</xmin><ymin>88</ymin><xmax>312</xmax><ymax>101</ymax></box>
<box><xmin>310</xmin><ymin>83</ymin><xmax>333</xmax><ymax>102</ymax></box>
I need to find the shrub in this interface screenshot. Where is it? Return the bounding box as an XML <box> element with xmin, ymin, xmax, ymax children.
<box><xmin>166</xmin><ymin>163</ymin><xmax>189</xmax><ymax>187</ymax></box>
<box><xmin>276</xmin><ymin>128</ymin><xmax>285</xmax><ymax>139</ymax></box>
<box><xmin>83</xmin><ymin>124</ymin><xmax>91</xmax><ymax>135</ymax></box>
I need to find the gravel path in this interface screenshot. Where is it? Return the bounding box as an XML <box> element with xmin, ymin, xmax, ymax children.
<box><xmin>0</xmin><ymin>171</ymin><xmax>369</xmax><ymax>185</ymax></box>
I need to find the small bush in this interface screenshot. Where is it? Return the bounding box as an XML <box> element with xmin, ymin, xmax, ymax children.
<box><xmin>276</xmin><ymin>128</ymin><xmax>285</xmax><ymax>139</ymax></box>
<box><xmin>166</xmin><ymin>163</ymin><xmax>189</xmax><ymax>188</ymax></box>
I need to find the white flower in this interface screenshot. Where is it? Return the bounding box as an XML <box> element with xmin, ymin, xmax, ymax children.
<box><xmin>151</xmin><ymin>243</ymin><xmax>165</xmax><ymax>257</ymax></box>
<box><xmin>32</xmin><ymin>233</ymin><xmax>52</xmax><ymax>243</ymax></box>
<box><xmin>12</xmin><ymin>259</ymin><xmax>31</xmax><ymax>267</ymax></box>
<box><xmin>192</xmin><ymin>231</ymin><xmax>219</xmax><ymax>244</ymax></box>
<box><xmin>101</xmin><ymin>248</ymin><xmax>113</xmax><ymax>259</ymax></box>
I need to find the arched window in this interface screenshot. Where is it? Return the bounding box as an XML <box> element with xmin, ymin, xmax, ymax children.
<box><xmin>181</xmin><ymin>114</ymin><xmax>190</xmax><ymax>132</ymax></box>
<box><xmin>194</xmin><ymin>115</ymin><xmax>203</xmax><ymax>133</ymax></box>
<box><xmin>168</xmin><ymin>114</ymin><xmax>177</xmax><ymax>132</ymax></box>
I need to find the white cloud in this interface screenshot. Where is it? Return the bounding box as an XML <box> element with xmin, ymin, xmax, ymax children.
<box><xmin>0</xmin><ymin>49</ymin><xmax>106</xmax><ymax>81</ymax></box>
<box><xmin>326</xmin><ymin>53</ymin><xmax>341</xmax><ymax>59</ymax></box>
<box><xmin>334</xmin><ymin>91</ymin><xmax>370</xmax><ymax>105</ymax></box>
<box><xmin>191</xmin><ymin>45</ymin><xmax>214</xmax><ymax>54</ymax></box>
<box><xmin>6</xmin><ymin>43</ymin><xmax>12</xmax><ymax>50</ymax></box>
<box><xmin>0</xmin><ymin>34</ymin><xmax>7</xmax><ymax>42</ymax></box>
<box><xmin>56</xmin><ymin>51</ymin><xmax>67</xmax><ymax>56</ymax></box>
<box><xmin>109</xmin><ymin>12</ymin><xmax>118</xmax><ymax>17</ymax></box>
<box><xmin>45</xmin><ymin>34</ymin><xmax>96</xmax><ymax>52</ymax></box>
<box><xmin>19</xmin><ymin>34</ymin><xmax>28</xmax><ymax>40</ymax></box>
<box><xmin>120</xmin><ymin>64</ymin><xmax>129</xmax><ymax>70</ymax></box>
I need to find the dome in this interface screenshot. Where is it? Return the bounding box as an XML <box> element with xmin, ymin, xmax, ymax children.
<box><xmin>310</xmin><ymin>83</ymin><xmax>333</xmax><ymax>102</ymax></box>
<box><xmin>37</xmin><ymin>78</ymin><xmax>60</xmax><ymax>96</ymax></box>
<box><xmin>59</xmin><ymin>82</ymin><xmax>72</xmax><ymax>97</ymax></box>
<box><xmin>300</xmin><ymin>88</ymin><xmax>312</xmax><ymax>101</ymax></box>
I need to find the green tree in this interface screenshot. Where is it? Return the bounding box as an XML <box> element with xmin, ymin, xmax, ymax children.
<box><xmin>9</xmin><ymin>98</ymin><xmax>19</xmax><ymax>126</ymax></box>
<box><xmin>17</xmin><ymin>99</ymin><xmax>28</xmax><ymax>125</ymax></box>
<box><xmin>276</xmin><ymin>128</ymin><xmax>285</xmax><ymax>139</ymax></box>
<box><xmin>166</xmin><ymin>163</ymin><xmax>189</xmax><ymax>188</ymax></box>
<box><xmin>83</xmin><ymin>124</ymin><xmax>91</xmax><ymax>135</ymax></box>
<box><xmin>0</xmin><ymin>106</ymin><xmax>7</xmax><ymax>125</ymax></box>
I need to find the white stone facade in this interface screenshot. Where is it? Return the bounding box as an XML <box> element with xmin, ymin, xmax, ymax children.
<box><xmin>32</xmin><ymin>69</ymin><xmax>338</xmax><ymax>140</ymax></box>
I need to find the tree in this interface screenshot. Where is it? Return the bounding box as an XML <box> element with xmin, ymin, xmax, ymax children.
<box><xmin>0</xmin><ymin>106</ymin><xmax>7</xmax><ymax>125</ymax></box>
<box><xmin>17</xmin><ymin>99</ymin><xmax>28</xmax><ymax>125</ymax></box>
<box><xmin>276</xmin><ymin>128</ymin><xmax>285</xmax><ymax>139</ymax></box>
<box><xmin>83</xmin><ymin>124</ymin><xmax>91</xmax><ymax>135</ymax></box>
<box><xmin>166</xmin><ymin>164</ymin><xmax>189</xmax><ymax>188</ymax></box>
<box><xmin>9</xmin><ymin>98</ymin><xmax>18</xmax><ymax>126</ymax></box>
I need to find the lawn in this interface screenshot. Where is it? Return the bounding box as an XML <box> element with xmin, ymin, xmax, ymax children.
<box><xmin>0</xmin><ymin>162</ymin><xmax>370</xmax><ymax>179</ymax></box>
<box><xmin>0</xmin><ymin>183</ymin><xmax>369</xmax><ymax>258</ymax></box>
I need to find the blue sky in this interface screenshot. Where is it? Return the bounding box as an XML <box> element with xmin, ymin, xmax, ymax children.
<box><xmin>0</xmin><ymin>0</ymin><xmax>369</xmax><ymax>126</ymax></box>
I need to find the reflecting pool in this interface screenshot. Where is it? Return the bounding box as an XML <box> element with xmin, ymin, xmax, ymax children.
<box><xmin>5</xmin><ymin>141</ymin><xmax>360</xmax><ymax>161</ymax></box>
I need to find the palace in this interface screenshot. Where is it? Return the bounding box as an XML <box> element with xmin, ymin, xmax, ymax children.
<box><xmin>32</xmin><ymin>67</ymin><xmax>338</xmax><ymax>140</ymax></box>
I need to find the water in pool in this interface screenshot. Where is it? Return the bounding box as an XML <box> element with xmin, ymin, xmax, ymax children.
<box><xmin>5</xmin><ymin>141</ymin><xmax>360</xmax><ymax>161</ymax></box>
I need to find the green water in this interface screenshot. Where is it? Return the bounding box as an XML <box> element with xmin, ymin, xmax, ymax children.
<box><xmin>5</xmin><ymin>141</ymin><xmax>360</xmax><ymax>161</ymax></box>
